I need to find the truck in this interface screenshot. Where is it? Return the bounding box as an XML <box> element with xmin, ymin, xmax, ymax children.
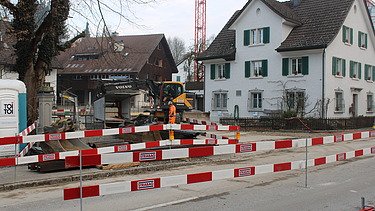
<box><xmin>98</xmin><ymin>79</ymin><xmax>195</xmax><ymax>123</ymax></box>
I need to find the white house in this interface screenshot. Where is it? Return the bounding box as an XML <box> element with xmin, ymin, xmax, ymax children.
<box><xmin>197</xmin><ymin>0</ymin><xmax>375</xmax><ymax>122</ymax></box>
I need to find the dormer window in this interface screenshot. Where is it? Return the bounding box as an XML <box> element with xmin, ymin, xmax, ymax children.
<box><xmin>73</xmin><ymin>53</ymin><xmax>100</xmax><ymax>61</ymax></box>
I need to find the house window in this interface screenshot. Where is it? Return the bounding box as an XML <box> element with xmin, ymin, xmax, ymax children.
<box><xmin>367</xmin><ymin>94</ymin><xmax>373</xmax><ymax>112</ymax></box>
<box><xmin>332</xmin><ymin>57</ymin><xmax>346</xmax><ymax>77</ymax></box>
<box><xmin>342</xmin><ymin>25</ymin><xmax>353</xmax><ymax>45</ymax></box>
<box><xmin>243</xmin><ymin>27</ymin><xmax>270</xmax><ymax>46</ymax></box>
<box><xmin>282</xmin><ymin>57</ymin><xmax>309</xmax><ymax>76</ymax></box>
<box><xmin>285</xmin><ymin>91</ymin><xmax>305</xmax><ymax>114</ymax></box>
<box><xmin>249</xmin><ymin>92</ymin><xmax>262</xmax><ymax>110</ymax></box>
<box><xmin>245</xmin><ymin>60</ymin><xmax>268</xmax><ymax>78</ymax></box>
<box><xmin>358</xmin><ymin>31</ymin><xmax>367</xmax><ymax>49</ymax></box>
<box><xmin>210</xmin><ymin>63</ymin><xmax>230</xmax><ymax>80</ymax></box>
<box><xmin>365</xmin><ymin>65</ymin><xmax>373</xmax><ymax>81</ymax></box>
<box><xmin>335</xmin><ymin>92</ymin><xmax>344</xmax><ymax>112</ymax></box>
<box><xmin>213</xmin><ymin>91</ymin><xmax>228</xmax><ymax>110</ymax></box>
<box><xmin>176</xmin><ymin>76</ymin><xmax>181</xmax><ymax>82</ymax></box>
<box><xmin>349</xmin><ymin>61</ymin><xmax>361</xmax><ymax>79</ymax></box>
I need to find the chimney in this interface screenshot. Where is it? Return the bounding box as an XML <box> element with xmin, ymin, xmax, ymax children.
<box><xmin>292</xmin><ymin>0</ymin><xmax>301</xmax><ymax>7</ymax></box>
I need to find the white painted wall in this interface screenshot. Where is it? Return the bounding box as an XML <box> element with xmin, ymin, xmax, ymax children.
<box><xmin>204</xmin><ymin>0</ymin><xmax>323</xmax><ymax>122</ymax></box>
<box><xmin>326</xmin><ymin>0</ymin><xmax>375</xmax><ymax>117</ymax></box>
<box><xmin>172</xmin><ymin>59</ymin><xmax>194</xmax><ymax>83</ymax></box>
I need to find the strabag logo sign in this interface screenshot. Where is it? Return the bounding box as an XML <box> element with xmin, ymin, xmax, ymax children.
<box><xmin>42</xmin><ymin>154</ymin><xmax>56</xmax><ymax>161</ymax></box>
<box><xmin>137</xmin><ymin>180</ymin><xmax>155</xmax><ymax>190</ymax></box>
<box><xmin>239</xmin><ymin>144</ymin><xmax>253</xmax><ymax>153</ymax></box>
<box><xmin>238</xmin><ymin>167</ymin><xmax>252</xmax><ymax>177</ymax></box>
<box><xmin>0</xmin><ymin>100</ymin><xmax>15</xmax><ymax>117</ymax></box>
<box><xmin>139</xmin><ymin>152</ymin><xmax>157</xmax><ymax>161</ymax></box>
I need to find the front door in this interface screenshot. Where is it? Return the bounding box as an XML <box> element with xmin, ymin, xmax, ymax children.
<box><xmin>352</xmin><ymin>94</ymin><xmax>358</xmax><ymax>117</ymax></box>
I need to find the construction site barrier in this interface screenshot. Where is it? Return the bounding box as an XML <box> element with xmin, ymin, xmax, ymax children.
<box><xmin>63</xmin><ymin>145</ymin><xmax>375</xmax><ymax>200</ymax></box>
<box><xmin>1</xmin><ymin>130</ymin><xmax>373</xmax><ymax>167</ymax></box>
<box><xmin>0</xmin><ymin>124</ymin><xmax>241</xmax><ymax>146</ymax></box>
<box><xmin>0</xmin><ymin>139</ymin><xmax>239</xmax><ymax>167</ymax></box>
<box><xmin>63</xmin><ymin>130</ymin><xmax>374</xmax><ymax>168</ymax></box>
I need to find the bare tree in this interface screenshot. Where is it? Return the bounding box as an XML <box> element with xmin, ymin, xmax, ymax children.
<box><xmin>0</xmin><ymin>0</ymin><xmax>157</xmax><ymax>123</ymax></box>
<box><xmin>167</xmin><ymin>36</ymin><xmax>186</xmax><ymax>63</ymax></box>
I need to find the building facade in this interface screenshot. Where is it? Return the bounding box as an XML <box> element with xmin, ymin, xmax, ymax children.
<box><xmin>198</xmin><ymin>0</ymin><xmax>375</xmax><ymax>122</ymax></box>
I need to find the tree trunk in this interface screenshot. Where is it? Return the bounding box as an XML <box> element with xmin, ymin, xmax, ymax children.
<box><xmin>23</xmin><ymin>62</ymin><xmax>38</xmax><ymax>125</ymax></box>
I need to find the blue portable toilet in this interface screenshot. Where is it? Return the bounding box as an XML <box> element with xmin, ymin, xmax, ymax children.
<box><xmin>0</xmin><ymin>79</ymin><xmax>27</xmax><ymax>156</ymax></box>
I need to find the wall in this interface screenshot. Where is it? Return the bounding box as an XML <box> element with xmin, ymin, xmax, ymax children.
<box><xmin>204</xmin><ymin>0</ymin><xmax>323</xmax><ymax>122</ymax></box>
<box><xmin>326</xmin><ymin>0</ymin><xmax>375</xmax><ymax>117</ymax></box>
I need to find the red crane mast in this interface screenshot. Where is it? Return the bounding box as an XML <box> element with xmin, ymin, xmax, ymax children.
<box><xmin>194</xmin><ymin>0</ymin><xmax>206</xmax><ymax>82</ymax></box>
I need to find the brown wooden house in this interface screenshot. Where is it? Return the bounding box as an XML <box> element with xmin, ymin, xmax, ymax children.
<box><xmin>57</xmin><ymin>34</ymin><xmax>178</xmax><ymax>105</ymax></box>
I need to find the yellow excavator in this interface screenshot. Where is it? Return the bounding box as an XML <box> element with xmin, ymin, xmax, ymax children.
<box><xmin>101</xmin><ymin>79</ymin><xmax>195</xmax><ymax>123</ymax></box>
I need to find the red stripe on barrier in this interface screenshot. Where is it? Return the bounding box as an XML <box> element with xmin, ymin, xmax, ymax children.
<box><xmin>0</xmin><ymin>158</ymin><xmax>16</xmax><ymax>167</ymax></box>
<box><xmin>336</xmin><ymin>153</ymin><xmax>346</xmax><ymax>161</ymax></box>
<box><xmin>0</xmin><ymin>136</ymin><xmax>20</xmax><ymax>145</ymax></box>
<box><xmin>180</xmin><ymin>139</ymin><xmax>194</xmax><ymax>145</ymax></box>
<box><xmin>274</xmin><ymin>162</ymin><xmax>292</xmax><ymax>172</ymax></box>
<box><xmin>131</xmin><ymin>178</ymin><xmax>161</xmax><ymax>191</ymax></box>
<box><xmin>229</xmin><ymin>126</ymin><xmax>240</xmax><ymax>131</ymax></box>
<box><xmin>189</xmin><ymin>146</ymin><xmax>214</xmax><ymax>158</ymax></box>
<box><xmin>312</xmin><ymin>137</ymin><xmax>323</xmax><ymax>146</ymax></box>
<box><xmin>145</xmin><ymin>141</ymin><xmax>160</xmax><ymax>149</ymax></box>
<box><xmin>206</xmin><ymin>125</ymin><xmax>218</xmax><ymax>131</ymax></box>
<box><xmin>234</xmin><ymin>167</ymin><xmax>255</xmax><ymax>177</ymax></box>
<box><xmin>149</xmin><ymin>125</ymin><xmax>164</xmax><ymax>132</ymax></box>
<box><xmin>120</xmin><ymin>127</ymin><xmax>135</xmax><ymax>134</ymax></box>
<box><xmin>38</xmin><ymin>153</ymin><xmax>60</xmax><ymax>162</ymax></box>
<box><xmin>275</xmin><ymin>140</ymin><xmax>292</xmax><ymax>149</ymax></box>
<box><xmin>314</xmin><ymin>157</ymin><xmax>326</xmax><ymax>166</ymax></box>
<box><xmin>187</xmin><ymin>172</ymin><xmax>212</xmax><ymax>184</ymax></box>
<box><xmin>334</xmin><ymin>135</ymin><xmax>343</xmax><ymax>142</ymax></box>
<box><xmin>85</xmin><ymin>130</ymin><xmax>103</xmax><ymax>137</ymax></box>
<box><xmin>228</xmin><ymin>139</ymin><xmax>239</xmax><ymax>144</ymax></box>
<box><xmin>353</xmin><ymin>132</ymin><xmax>362</xmax><ymax>140</ymax></box>
<box><xmin>64</xmin><ymin>185</ymin><xmax>100</xmax><ymax>200</ymax></box>
<box><xmin>115</xmin><ymin>144</ymin><xmax>130</xmax><ymax>152</ymax></box>
<box><xmin>181</xmin><ymin>124</ymin><xmax>194</xmax><ymax>130</ymax></box>
<box><xmin>45</xmin><ymin>133</ymin><xmax>66</xmax><ymax>141</ymax></box>
<box><xmin>235</xmin><ymin>143</ymin><xmax>256</xmax><ymax>153</ymax></box>
<box><xmin>65</xmin><ymin>154</ymin><xmax>101</xmax><ymax>168</ymax></box>
<box><xmin>133</xmin><ymin>150</ymin><xmax>162</xmax><ymax>162</ymax></box>
<box><xmin>81</xmin><ymin>148</ymin><xmax>99</xmax><ymax>155</ymax></box>
<box><xmin>355</xmin><ymin>150</ymin><xmax>364</xmax><ymax>157</ymax></box>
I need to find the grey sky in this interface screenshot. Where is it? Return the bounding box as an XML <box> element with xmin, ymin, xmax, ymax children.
<box><xmin>68</xmin><ymin>0</ymin><xmax>250</xmax><ymax>47</ymax></box>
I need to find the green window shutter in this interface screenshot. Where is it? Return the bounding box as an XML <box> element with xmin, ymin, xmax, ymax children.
<box><xmin>342</xmin><ymin>26</ymin><xmax>347</xmax><ymax>42</ymax></box>
<box><xmin>244</xmin><ymin>30</ymin><xmax>250</xmax><ymax>46</ymax></box>
<box><xmin>365</xmin><ymin>34</ymin><xmax>368</xmax><ymax>48</ymax></box>
<box><xmin>350</xmin><ymin>61</ymin><xmax>354</xmax><ymax>77</ymax></box>
<box><xmin>263</xmin><ymin>27</ymin><xmax>270</xmax><ymax>44</ymax></box>
<box><xmin>302</xmin><ymin>56</ymin><xmax>309</xmax><ymax>75</ymax></box>
<box><xmin>332</xmin><ymin>57</ymin><xmax>337</xmax><ymax>75</ymax></box>
<box><xmin>358</xmin><ymin>63</ymin><xmax>362</xmax><ymax>79</ymax></box>
<box><xmin>225</xmin><ymin>63</ymin><xmax>231</xmax><ymax>79</ymax></box>
<box><xmin>358</xmin><ymin>31</ymin><xmax>362</xmax><ymax>47</ymax></box>
<box><xmin>342</xmin><ymin>59</ymin><xmax>346</xmax><ymax>77</ymax></box>
<box><xmin>350</xmin><ymin>28</ymin><xmax>353</xmax><ymax>45</ymax></box>
<box><xmin>245</xmin><ymin>61</ymin><xmax>251</xmax><ymax>78</ymax></box>
<box><xmin>282</xmin><ymin>58</ymin><xmax>289</xmax><ymax>76</ymax></box>
<box><xmin>210</xmin><ymin>64</ymin><xmax>216</xmax><ymax>80</ymax></box>
<box><xmin>365</xmin><ymin>65</ymin><xmax>369</xmax><ymax>79</ymax></box>
<box><xmin>372</xmin><ymin>66</ymin><xmax>375</xmax><ymax>81</ymax></box>
<box><xmin>262</xmin><ymin>60</ymin><xmax>268</xmax><ymax>77</ymax></box>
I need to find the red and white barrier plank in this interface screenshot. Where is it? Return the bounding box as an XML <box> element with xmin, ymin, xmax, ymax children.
<box><xmin>63</xmin><ymin>146</ymin><xmax>375</xmax><ymax>200</ymax></box>
<box><xmin>18</xmin><ymin>121</ymin><xmax>38</xmax><ymax>157</ymax></box>
<box><xmin>0</xmin><ymin>139</ymin><xmax>238</xmax><ymax>167</ymax></box>
<box><xmin>0</xmin><ymin>124</ymin><xmax>240</xmax><ymax>146</ymax></box>
<box><xmin>64</xmin><ymin>131</ymin><xmax>374</xmax><ymax>168</ymax></box>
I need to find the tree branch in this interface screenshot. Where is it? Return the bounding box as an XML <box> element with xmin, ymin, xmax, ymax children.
<box><xmin>57</xmin><ymin>31</ymin><xmax>86</xmax><ymax>51</ymax></box>
<box><xmin>0</xmin><ymin>0</ymin><xmax>17</xmax><ymax>14</ymax></box>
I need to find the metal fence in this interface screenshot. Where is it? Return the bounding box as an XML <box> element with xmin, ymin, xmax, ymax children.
<box><xmin>220</xmin><ymin>116</ymin><xmax>375</xmax><ymax>131</ymax></box>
